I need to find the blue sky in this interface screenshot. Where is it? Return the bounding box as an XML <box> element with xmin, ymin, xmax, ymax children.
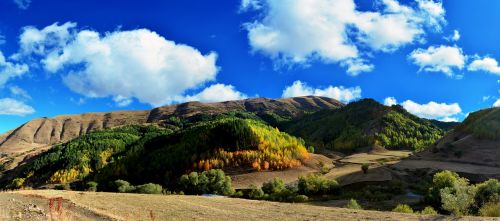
<box><xmin>0</xmin><ymin>0</ymin><xmax>500</xmax><ymax>133</ymax></box>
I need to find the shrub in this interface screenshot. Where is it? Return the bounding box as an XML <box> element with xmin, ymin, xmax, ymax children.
<box><xmin>361</xmin><ymin>164</ymin><xmax>369</xmax><ymax>174</ymax></box>
<box><xmin>479</xmin><ymin>202</ymin><xmax>500</xmax><ymax>217</ymax></box>
<box><xmin>266</xmin><ymin>188</ymin><xmax>299</xmax><ymax>202</ymax></box>
<box><xmin>232</xmin><ymin>191</ymin><xmax>244</xmax><ymax>198</ymax></box>
<box><xmin>54</xmin><ymin>183</ymin><xmax>71</xmax><ymax>190</ymax></box>
<box><xmin>392</xmin><ymin>204</ymin><xmax>413</xmax><ymax>213</ymax></box>
<box><xmin>426</xmin><ymin>170</ymin><xmax>461</xmax><ymax>208</ymax></box>
<box><xmin>440</xmin><ymin>178</ymin><xmax>476</xmax><ymax>216</ymax></box>
<box><xmin>178</xmin><ymin>169</ymin><xmax>234</xmax><ymax>196</ymax></box>
<box><xmin>86</xmin><ymin>181</ymin><xmax>98</xmax><ymax>192</ymax></box>
<box><xmin>475</xmin><ymin>179</ymin><xmax>500</xmax><ymax>209</ymax></box>
<box><xmin>262</xmin><ymin>178</ymin><xmax>286</xmax><ymax>194</ymax></box>
<box><xmin>135</xmin><ymin>183</ymin><xmax>163</xmax><ymax>194</ymax></box>
<box><xmin>248</xmin><ymin>185</ymin><xmax>265</xmax><ymax>199</ymax></box>
<box><xmin>307</xmin><ymin>146</ymin><xmax>315</xmax><ymax>153</ymax></box>
<box><xmin>297</xmin><ymin>174</ymin><xmax>338</xmax><ymax>195</ymax></box>
<box><xmin>345</xmin><ymin>199</ymin><xmax>362</xmax><ymax>210</ymax></box>
<box><xmin>7</xmin><ymin>178</ymin><xmax>25</xmax><ymax>189</ymax></box>
<box><xmin>293</xmin><ymin>194</ymin><xmax>309</xmax><ymax>202</ymax></box>
<box><xmin>419</xmin><ymin>206</ymin><xmax>438</xmax><ymax>215</ymax></box>
<box><xmin>115</xmin><ymin>179</ymin><xmax>136</xmax><ymax>193</ymax></box>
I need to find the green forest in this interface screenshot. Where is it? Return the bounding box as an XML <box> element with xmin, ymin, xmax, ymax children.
<box><xmin>283</xmin><ymin>99</ymin><xmax>446</xmax><ymax>152</ymax></box>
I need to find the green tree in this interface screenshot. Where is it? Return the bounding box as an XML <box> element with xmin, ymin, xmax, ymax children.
<box><xmin>440</xmin><ymin>178</ymin><xmax>477</xmax><ymax>216</ymax></box>
<box><xmin>262</xmin><ymin>178</ymin><xmax>286</xmax><ymax>194</ymax></box>
<box><xmin>361</xmin><ymin>164</ymin><xmax>369</xmax><ymax>174</ymax></box>
<box><xmin>297</xmin><ymin>174</ymin><xmax>338</xmax><ymax>195</ymax></box>
<box><xmin>426</xmin><ymin>170</ymin><xmax>461</xmax><ymax>208</ymax></box>
<box><xmin>248</xmin><ymin>185</ymin><xmax>264</xmax><ymax>199</ymax></box>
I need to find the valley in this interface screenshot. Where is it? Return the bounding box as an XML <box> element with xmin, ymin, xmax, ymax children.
<box><xmin>0</xmin><ymin>96</ymin><xmax>499</xmax><ymax>220</ymax></box>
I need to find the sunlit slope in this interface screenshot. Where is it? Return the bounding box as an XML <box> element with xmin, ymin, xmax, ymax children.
<box><xmin>284</xmin><ymin>99</ymin><xmax>448</xmax><ymax>152</ymax></box>
<box><xmin>4</xmin><ymin>118</ymin><xmax>309</xmax><ymax>190</ymax></box>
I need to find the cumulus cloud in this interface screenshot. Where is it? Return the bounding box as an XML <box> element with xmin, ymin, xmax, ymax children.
<box><xmin>0</xmin><ymin>51</ymin><xmax>29</xmax><ymax>87</ymax></box>
<box><xmin>16</xmin><ymin>22</ymin><xmax>243</xmax><ymax>107</ymax></box>
<box><xmin>13</xmin><ymin>0</ymin><xmax>32</xmax><ymax>10</ymax></box>
<box><xmin>493</xmin><ymin>99</ymin><xmax>500</xmax><ymax>108</ymax></box>
<box><xmin>408</xmin><ymin>45</ymin><xmax>466</xmax><ymax>76</ymax></box>
<box><xmin>467</xmin><ymin>56</ymin><xmax>500</xmax><ymax>75</ymax></box>
<box><xmin>0</xmin><ymin>98</ymin><xmax>35</xmax><ymax>116</ymax></box>
<box><xmin>383</xmin><ymin>97</ymin><xmax>397</xmax><ymax>106</ymax></box>
<box><xmin>182</xmin><ymin>84</ymin><xmax>248</xmax><ymax>103</ymax></box>
<box><xmin>401</xmin><ymin>100</ymin><xmax>461</xmax><ymax>121</ymax></box>
<box><xmin>242</xmin><ymin>0</ymin><xmax>446</xmax><ymax>75</ymax></box>
<box><xmin>384</xmin><ymin>97</ymin><xmax>461</xmax><ymax>121</ymax></box>
<box><xmin>282</xmin><ymin>80</ymin><xmax>361</xmax><ymax>103</ymax></box>
<box><xmin>16</xmin><ymin>22</ymin><xmax>77</xmax><ymax>58</ymax></box>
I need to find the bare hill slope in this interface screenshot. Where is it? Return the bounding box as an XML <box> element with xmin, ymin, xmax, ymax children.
<box><xmin>415</xmin><ymin>107</ymin><xmax>500</xmax><ymax>167</ymax></box>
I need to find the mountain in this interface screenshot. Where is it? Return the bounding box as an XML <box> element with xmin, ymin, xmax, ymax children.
<box><xmin>5</xmin><ymin>118</ymin><xmax>310</xmax><ymax>189</ymax></box>
<box><xmin>283</xmin><ymin>99</ymin><xmax>446</xmax><ymax>152</ymax></box>
<box><xmin>416</xmin><ymin>107</ymin><xmax>500</xmax><ymax>167</ymax></box>
<box><xmin>0</xmin><ymin>96</ymin><xmax>343</xmax><ymax>170</ymax></box>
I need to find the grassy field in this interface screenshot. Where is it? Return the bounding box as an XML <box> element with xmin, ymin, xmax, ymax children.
<box><xmin>0</xmin><ymin>190</ymin><xmax>494</xmax><ymax>221</ymax></box>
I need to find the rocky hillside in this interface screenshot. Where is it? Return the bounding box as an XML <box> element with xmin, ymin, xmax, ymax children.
<box><xmin>416</xmin><ymin>107</ymin><xmax>500</xmax><ymax>167</ymax></box>
<box><xmin>0</xmin><ymin>96</ymin><xmax>342</xmax><ymax>168</ymax></box>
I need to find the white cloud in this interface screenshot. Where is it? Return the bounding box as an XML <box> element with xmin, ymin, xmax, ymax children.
<box><xmin>0</xmin><ymin>51</ymin><xmax>29</xmax><ymax>87</ymax></box>
<box><xmin>408</xmin><ymin>45</ymin><xmax>466</xmax><ymax>76</ymax></box>
<box><xmin>482</xmin><ymin>96</ymin><xmax>492</xmax><ymax>102</ymax></box>
<box><xmin>467</xmin><ymin>57</ymin><xmax>500</xmax><ymax>75</ymax></box>
<box><xmin>240</xmin><ymin>0</ymin><xmax>262</xmax><ymax>11</ymax></box>
<box><xmin>282</xmin><ymin>80</ymin><xmax>361</xmax><ymax>103</ymax></box>
<box><xmin>18</xmin><ymin>22</ymin><xmax>234</xmax><ymax>107</ymax></box>
<box><xmin>0</xmin><ymin>98</ymin><xmax>34</xmax><ymax>116</ymax></box>
<box><xmin>242</xmin><ymin>0</ymin><xmax>446</xmax><ymax>74</ymax></box>
<box><xmin>113</xmin><ymin>95</ymin><xmax>133</xmax><ymax>107</ymax></box>
<box><xmin>450</xmin><ymin>29</ymin><xmax>460</xmax><ymax>41</ymax></box>
<box><xmin>383</xmin><ymin>97</ymin><xmax>397</xmax><ymax>106</ymax></box>
<box><xmin>13</xmin><ymin>0</ymin><xmax>31</xmax><ymax>10</ymax></box>
<box><xmin>493</xmin><ymin>99</ymin><xmax>500</xmax><ymax>107</ymax></box>
<box><xmin>183</xmin><ymin>84</ymin><xmax>248</xmax><ymax>103</ymax></box>
<box><xmin>17</xmin><ymin>22</ymin><xmax>77</xmax><ymax>58</ymax></box>
<box><xmin>401</xmin><ymin>100</ymin><xmax>462</xmax><ymax>120</ymax></box>
<box><xmin>9</xmin><ymin>85</ymin><xmax>31</xmax><ymax>100</ymax></box>
<box><xmin>440</xmin><ymin>116</ymin><xmax>458</xmax><ymax>122</ymax></box>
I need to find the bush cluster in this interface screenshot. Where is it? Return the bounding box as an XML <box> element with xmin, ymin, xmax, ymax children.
<box><xmin>179</xmin><ymin>169</ymin><xmax>234</xmax><ymax>196</ymax></box>
<box><xmin>114</xmin><ymin>180</ymin><xmax>163</xmax><ymax>194</ymax></box>
<box><xmin>426</xmin><ymin>170</ymin><xmax>500</xmax><ymax>217</ymax></box>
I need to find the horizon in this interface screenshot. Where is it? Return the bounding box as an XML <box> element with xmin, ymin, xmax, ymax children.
<box><xmin>1</xmin><ymin>0</ymin><xmax>500</xmax><ymax>133</ymax></box>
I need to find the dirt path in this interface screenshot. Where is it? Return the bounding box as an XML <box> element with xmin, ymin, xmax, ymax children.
<box><xmin>9</xmin><ymin>190</ymin><xmax>495</xmax><ymax>221</ymax></box>
<box><xmin>393</xmin><ymin>160</ymin><xmax>500</xmax><ymax>175</ymax></box>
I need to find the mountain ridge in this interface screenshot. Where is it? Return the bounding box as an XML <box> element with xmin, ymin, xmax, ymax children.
<box><xmin>0</xmin><ymin>96</ymin><xmax>343</xmax><ymax>169</ymax></box>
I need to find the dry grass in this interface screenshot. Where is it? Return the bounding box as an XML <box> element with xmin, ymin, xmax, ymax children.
<box><xmin>9</xmin><ymin>190</ymin><xmax>494</xmax><ymax>221</ymax></box>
